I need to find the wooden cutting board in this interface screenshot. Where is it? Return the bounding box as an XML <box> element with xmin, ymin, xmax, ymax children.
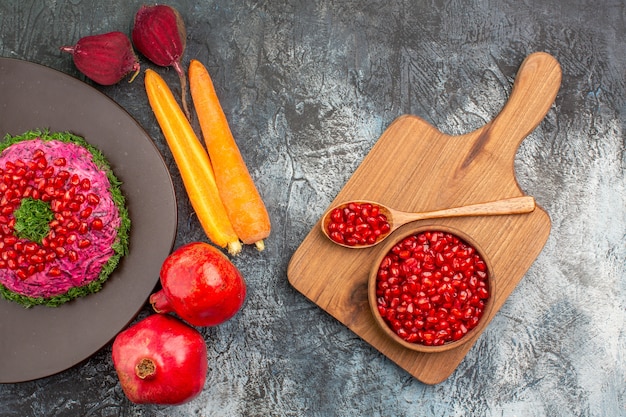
<box><xmin>287</xmin><ymin>52</ymin><xmax>562</xmax><ymax>384</ymax></box>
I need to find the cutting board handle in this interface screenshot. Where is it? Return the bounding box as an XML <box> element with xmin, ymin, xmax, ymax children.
<box><xmin>478</xmin><ymin>52</ymin><xmax>561</xmax><ymax>159</ymax></box>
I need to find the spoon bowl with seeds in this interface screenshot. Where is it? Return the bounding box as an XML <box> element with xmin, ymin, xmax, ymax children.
<box><xmin>321</xmin><ymin>195</ymin><xmax>536</xmax><ymax>248</ymax></box>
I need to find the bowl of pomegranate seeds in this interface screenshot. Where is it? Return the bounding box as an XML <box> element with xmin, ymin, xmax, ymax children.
<box><xmin>368</xmin><ymin>226</ymin><xmax>495</xmax><ymax>352</ymax></box>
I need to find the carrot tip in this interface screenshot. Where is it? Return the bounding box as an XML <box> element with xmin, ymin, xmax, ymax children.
<box><xmin>254</xmin><ymin>240</ymin><xmax>265</xmax><ymax>251</ymax></box>
<box><xmin>227</xmin><ymin>241</ymin><xmax>243</xmax><ymax>256</ymax></box>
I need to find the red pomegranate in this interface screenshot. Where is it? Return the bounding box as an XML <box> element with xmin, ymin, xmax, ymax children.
<box><xmin>150</xmin><ymin>242</ymin><xmax>247</xmax><ymax>326</ymax></box>
<box><xmin>111</xmin><ymin>314</ymin><xmax>208</xmax><ymax>405</ymax></box>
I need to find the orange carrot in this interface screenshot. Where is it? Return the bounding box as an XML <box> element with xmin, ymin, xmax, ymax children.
<box><xmin>144</xmin><ymin>68</ymin><xmax>242</xmax><ymax>255</ymax></box>
<box><xmin>189</xmin><ymin>59</ymin><xmax>271</xmax><ymax>250</ymax></box>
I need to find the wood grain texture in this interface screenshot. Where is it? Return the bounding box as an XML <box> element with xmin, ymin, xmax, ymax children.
<box><xmin>288</xmin><ymin>52</ymin><xmax>561</xmax><ymax>384</ymax></box>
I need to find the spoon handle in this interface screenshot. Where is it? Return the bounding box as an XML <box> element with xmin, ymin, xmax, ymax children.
<box><xmin>396</xmin><ymin>196</ymin><xmax>536</xmax><ymax>226</ymax></box>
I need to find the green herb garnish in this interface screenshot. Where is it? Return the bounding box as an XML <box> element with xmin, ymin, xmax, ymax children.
<box><xmin>13</xmin><ymin>198</ymin><xmax>54</xmax><ymax>244</ymax></box>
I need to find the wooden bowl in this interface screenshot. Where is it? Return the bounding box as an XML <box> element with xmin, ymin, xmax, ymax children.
<box><xmin>368</xmin><ymin>225</ymin><xmax>496</xmax><ymax>353</ymax></box>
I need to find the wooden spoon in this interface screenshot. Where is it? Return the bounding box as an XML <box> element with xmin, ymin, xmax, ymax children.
<box><xmin>322</xmin><ymin>195</ymin><xmax>536</xmax><ymax>248</ymax></box>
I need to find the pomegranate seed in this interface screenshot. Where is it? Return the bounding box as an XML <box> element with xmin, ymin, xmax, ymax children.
<box><xmin>29</xmin><ymin>254</ymin><xmax>44</xmax><ymax>264</ymax></box>
<box><xmin>16</xmin><ymin>268</ymin><xmax>28</xmax><ymax>280</ymax></box>
<box><xmin>78</xmin><ymin>222</ymin><xmax>89</xmax><ymax>234</ymax></box>
<box><xmin>53</xmin><ymin>157</ymin><xmax>67</xmax><ymax>166</ymax></box>
<box><xmin>26</xmin><ymin>160</ymin><xmax>38</xmax><ymax>171</ymax></box>
<box><xmin>57</xmin><ymin>170</ymin><xmax>70</xmax><ymax>181</ymax></box>
<box><xmin>330</xmin><ymin>209</ymin><xmax>342</xmax><ymax>223</ymax></box>
<box><xmin>91</xmin><ymin>218</ymin><xmax>104</xmax><ymax>230</ymax></box>
<box><xmin>63</xmin><ymin>189</ymin><xmax>75</xmax><ymax>202</ymax></box>
<box><xmin>13</xmin><ymin>241</ymin><xmax>24</xmax><ymax>253</ymax></box>
<box><xmin>325</xmin><ymin>202</ymin><xmax>390</xmax><ymax>246</ymax></box>
<box><xmin>80</xmin><ymin>178</ymin><xmax>91</xmax><ymax>190</ymax></box>
<box><xmin>74</xmin><ymin>196</ymin><xmax>85</xmax><ymax>207</ymax></box>
<box><xmin>14</xmin><ymin>167</ymin><xmax>26</xmax><ymax>179</ymax></box>
<box><xmin>375</xmin><ymin>231</ymin><xmax>490</xmax><ymax>346</ymax></box>
<box><xmin>87</xmin><ymin>193</ymin><xmax>100</xmax><ymax>205</ymax></box>
<box><xmin>329</xmin><ymin>231</ymin><xmax>344</xmax><ymax>243</ymax></box>
<box><xmin>48</xmin><ymin>267</ymin><xmax>62</xmax><ymax>277</ymax></box>
<box><xmin>53</xmin><ymin>177</ymin><xmax>65</xmax><ymax>189</ymax></box>
<box><xmin>66</xmin><ymin>233</ymin><xmax>77</xmax><ymax>245</ymax></box>
<box><xmin>22</xmin><ymin>185</ymin><xmax>34</xmax><ymax>198</ymax></box>
<box><xmin>78</xmin><ymin>239</ymin><xmax>91</xmax><ymax>248</ymax></box>
<box><xmin>35</xmin><ymin>157</ymin><xmax>47</xmax><ymax>170</ymax></box>
<box><xmin>80</xmin><ymin>207</ymin><xmax>93</xmax><ymax>219</ymax></box>
<box><xmin>42</xmin><ymin>166</ymin><xmax>55</xmax><ymax>178</ymax></box>
<box><xmin>50</xmin><ymin>199</ymin><xmax>62</xmax><ymax>212</ymax></box>
<box><xmin>7</xmin><ymin>258</ymin><xmax>18</xmax><ymax>270</ymax></box>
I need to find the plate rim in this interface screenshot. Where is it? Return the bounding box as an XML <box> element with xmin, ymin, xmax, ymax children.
<box><xmin>0</xmin><ymin>57</ymin><xmax>178</xmax><ymax>383</ymax></box>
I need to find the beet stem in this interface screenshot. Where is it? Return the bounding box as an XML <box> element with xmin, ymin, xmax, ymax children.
<box><xmin>173</xmin><ymin>60</ymin><xmax>190</xmax><ymax>120</ymax></box>
<box><xmin>128</xmin><ymin>63</ymin><xmax>141</xmax><ymax>83</ymax></box>
<box><xmin>59</xmin><ymin>46</ymin><xmax>76</xmax><ymax>54</ymax></box>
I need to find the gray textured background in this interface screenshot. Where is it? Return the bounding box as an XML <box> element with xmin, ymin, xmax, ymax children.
<box><xmin>0</xmin><ymin>0</ymin><xmax>624</xmax><ymax>416</ymax></box>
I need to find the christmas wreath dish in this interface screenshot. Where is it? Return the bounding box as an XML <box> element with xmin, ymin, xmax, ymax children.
<box><xmin>0</xmin><ymin>130</ymin><xmax>130</xmax><ymax>307</ymax></box>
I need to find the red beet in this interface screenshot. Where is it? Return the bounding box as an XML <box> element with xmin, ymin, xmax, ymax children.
<box><xmin>60</xmin><ymin>31</ymin><xmax>140</xmax><ymax>85</ymax></box>
<box><xmin>132</xmin><ymin>4</ymin><xmax>190</xmax><ymax>118</ymax></box>
<box><xmin>112</xmin><ymin>314</ymin><xmax>208</xmax><ymax>405</ymax></box>
<box><xmin>150</xmin><ymin>242</ymin><xmax>247</xmax><ymax>327</ymax></box>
